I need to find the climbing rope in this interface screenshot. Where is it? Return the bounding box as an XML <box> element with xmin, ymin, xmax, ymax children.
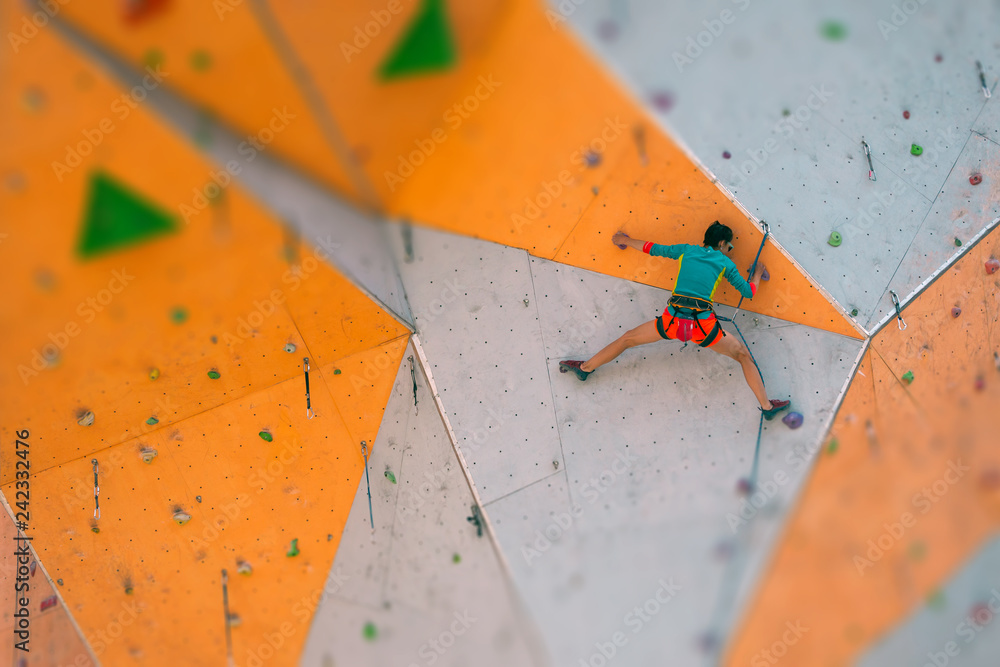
<box><xmin>715</xmin><ymin>222</ymin><xmax>770</xmax><ymax>489</ymax></box>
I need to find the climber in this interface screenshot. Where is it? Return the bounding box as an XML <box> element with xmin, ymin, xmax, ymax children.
<box><xmin>559</xmin><ymin>221</ymin><xmax>791</xmax><ymax>420</ymax></box>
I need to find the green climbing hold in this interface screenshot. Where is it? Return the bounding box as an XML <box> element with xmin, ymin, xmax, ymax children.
<box><xmin>955</xmin><ymin>237</ymin><xmax>962</xmax><ymax>247</ymax></box>
<box><xmin>258</xmin><ymin>430</ymin><xmax>273</xmax><ymax>442</ymax></box>
<box><xmin>333</xmin><ymin>369</ymin><xmax>342</xmax><ymax>375</ymax></box>
<box><xmin>452</xmin><ymin>553</ymin><xmax>461</xmax><ymax>564</ymax></box>
<box><xmin>911</xmin><ymin>144</ymin><xmax>923</xmax><ymax>156</ymax></box>
<box><xmin>850</xmin><ymin>308</ymin><xmax>859</xmax><ymax>317</ymax></box>
<box><xmin>820</xmin><ymin>20</ymin><xmax>848</xmax><ymax>41</ymax></box>
<box><xmin>826</xmin><ymin>439</ymin><xmax>839</xmax><ymax>455</ymax></box>
<box><xmin>902</xmin><ymin>370</ymin><xmax>915</xmax><ymax>384</ymax></box>
<box><xmin>125</xmin><ymin>586</ymin><xmax>134</xmax><ymax>595</ymax></box>
<box><xmin>170</xmin><ymin>307</ymin><xmax>188</xmax><ymax>324</ymax></box>
<box><xmin>146</xmin><ymin>416</ymin><xmax>159</xmax><ymax>425</ymax></box>
<box><xmin>287</xmin><ymin>538</ymin><xmax>300</xmax><ymax>557</ymax></box>
<box><xmin>782</xmin><ymin>108</ymin><xmax>791</xmax><ymax>117</ymax></box>
<box><xmin>909</xmin><ymin>540</ymin><xmax>927</xmax><ymax>561</ymax></box>
<box><xmin>77</xmin><ymin>171</ymin><xmax>178</xmax><ymax>259</ymax></box>
<box><xmin>828</xmin><ymin>231</ymin><xmax>843</xmax><ymax>247</ymax></box>
<box><xmin>149</xmin><ymin>367</ymin><xmax>160</xmax><ymax>380</ymax></box>
<box><xmin>384</xmin><ymin>469</ymin><xmax>397</xmax><ymax>484</ymax></box>
<box><xmin>190</xmin><ymin>50</ymin><xmax>212</xmax><ymax>71</ymax></box>
<box><xmin>927</xmin><ymin>589</ymin><xmax>946</xmax><ymax>610</ymax></box>
<box><xmin>363</xmin><ymin>621</ymin><xmax>377</xmax><ymax>641</ymax></box>
<box><xmin>378</xmin><ymin>0</ymin><xmax>456</xmax><ymax>80</ymax></box>
<box><xmin>143</xmin><ymin>49</ymin><xmax>164</xmax><ymax>69</ymax></box>
<box><xmin>207</xmin><ymin>370</ymin><xmax>221</xmax><ymax>380</ymax></box>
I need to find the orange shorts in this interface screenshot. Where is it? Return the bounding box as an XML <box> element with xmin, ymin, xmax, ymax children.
<box><xmin>656</xmin><ymin>313</ymin><xmax>725</xmax><ymax>348</ymax></box>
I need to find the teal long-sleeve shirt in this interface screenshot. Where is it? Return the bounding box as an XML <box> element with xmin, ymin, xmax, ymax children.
<box><xmin>646</xmin><ymin>243</ymin><xmax>754</xmax><ymax>319</ymax></box>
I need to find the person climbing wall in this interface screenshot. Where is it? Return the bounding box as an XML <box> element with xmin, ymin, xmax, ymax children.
<box><xmin>559</xmin><ymin>221</ymin><xmax>791</xmax><ymax>419</ymax></box>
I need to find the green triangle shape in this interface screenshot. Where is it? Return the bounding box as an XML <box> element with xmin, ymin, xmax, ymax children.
<box><xmin>77</xmin><ymin>171</ymin><xmax>178</xmax><ymax>258</ymax></box>
<box><xmin>378</xmin><ymin>0</ymin><xmax>456</xmax><ymax>80</ymax></box>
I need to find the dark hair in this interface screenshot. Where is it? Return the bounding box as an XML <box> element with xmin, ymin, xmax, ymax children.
<box><xmin>703</xmin><ymin>221</ymin><xmax>733</xmax><ymax>248</ymax></box>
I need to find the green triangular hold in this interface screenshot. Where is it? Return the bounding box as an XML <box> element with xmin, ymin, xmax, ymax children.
<box><xmin>378</xmin><ymin>0</ymin><xmax>456</xmax><ymax>80</ymax></box>
<box><xmin>77</xmin><ymin>171</ymin><xmax>177</xmax><ymax>258</ymax></box>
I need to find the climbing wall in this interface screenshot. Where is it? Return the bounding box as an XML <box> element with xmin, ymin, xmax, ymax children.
<box><xmin>391</xmin><ymin>224</ymin><xmax>863</xmax><ymax>665</ymax></box>
<box><xmin>858</xmin><ymin>535</ymin><xmax>1000</xmax><ymax>665</ymax></box>
<box><xmin>380</xmin><ymin>0</ymin><xmax>860</xmax><ymax>338</ymax></box>
<box><xmin>0</xmin><ymin>2</ymin><xmax>411</xmax><ymax>663</ymax></box>
<box><xmin>723</xmin><ymin>225</ymin><xmax>1000</xmax><ymax>666</ymax></box>
<box><xmin>0</xmin><ymin>501</ymin><xmax>94</xmax><ymax>667</ymax></box>
<box><xmin>51</xmin><ymin>0</ymin><xmax>365</xmax><ymax>202</ymax></box>
<box><xmin>300</xmin><ymin>340</ymin><xmax>543</xmax><ymax>666</ymax></box>
<box><xmin>555</xmin><ymin>0</ymin><xmax>1000</xmax><ymax>334</ymax></box>
<box><xmin>48</xmin><ymin>0</ymin><xmax>860</xmax><ymax>338</ymax></box>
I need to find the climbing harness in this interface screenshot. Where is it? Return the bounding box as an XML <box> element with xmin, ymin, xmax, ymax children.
<box><xmin>861</xmin><ymin>138</ymin><xmax>877</xmax><ymax>182</ymax></box>
<box><xmin>889</xmin><ymin>290</ymin><xmax>907</xmax><ymax>330</ymax></box>
<box><xmin>303</xmin><ymin>357</ymin><xmax>314</xmax><ymax>419</ymax></box>
<box><xmin>360</xmin><ymin>440</ymin><xmax>374</xmax><ymax>533</ymax></box>
<box><xmin>662</xmin><ymin>294</ymin><xmax>722</xmax><ymax>348</ymax></box>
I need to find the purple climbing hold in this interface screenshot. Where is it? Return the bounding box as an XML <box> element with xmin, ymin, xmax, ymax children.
<box><xmin>735</xmin><ymin>477</ymin><xmax>754</xmax><ymax>495</ymax></box>
<box><xmin>616</xmin><ymin>231</ymin><xmax>630</xmax><ymax>250</ymax></box>
<box><xmin>722</xmin><ymin>150</ymin><xmax>732</xmax><ymax>159</ymax></box>
<box><xmin>650</xmin><ymin>90</ymin><xmax>676</xmax><ymax>113</ymax></box>
<box><xmin>952</xmin><ymin>306</ymin><xmax>962</xmax><ymax>318</ymax></box>
<box><xmin>596</xmin><ymin>19</ymin><xmax>619</xmax><ymax>42</ymax></box>
<box><xmin>584</xmin><ymin>150</ymin><xmax>601</xmax><ymax>168</ymax></box>
<box><xmin>782</xmin><ymin>412</ymin><xmax>804</xmax><ymax>429</ymax></box>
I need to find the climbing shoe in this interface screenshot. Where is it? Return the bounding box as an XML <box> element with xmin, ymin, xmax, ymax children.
<box><xmin>761</xmin><ymin>399</ymin><xmax>791</xmax><ymax>421</ymax></box>
<box><xmin>559</xmin><ymin>360</ymin><xmax>592</xmax><ymax>381</ymax></box>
